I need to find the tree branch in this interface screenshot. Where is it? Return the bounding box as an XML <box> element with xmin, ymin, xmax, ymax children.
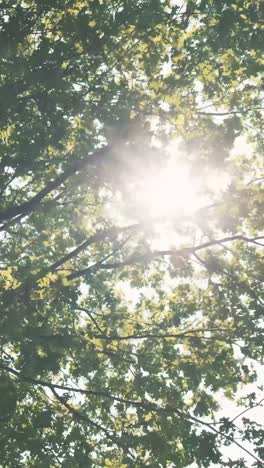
<box><xmin>50</xmin><ymin>387</ymin><xmax>117</xmax><ymax>443</ymax></box>
<box><xmin>68</xmin><ymin>235</ymin><xmax>264</xmax><ymax>279</ymax></box>
<box><xmin>46</xmin><ymin>224</ymin><xmax>138</xmax><ymax>274</ymax></box>
<box><xmin>1</xmin><ymin>362</ymin><xmax>263</xmax><ymax>465</ymax></box>
<box><xmin>230</xmin><ymin>397</ymin><xmax>264</xmax><ymax>424</ymax></box>
<box><xmin>0</xmin><ymin>146</ymin><xmax>110</xmax><ymax>225</ymax></box>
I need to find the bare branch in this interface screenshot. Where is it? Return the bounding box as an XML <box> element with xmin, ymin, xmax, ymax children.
<box><xmin>231</xmin><ymin>397</ymin><xmax>264</xmax><ymax>424</ymax></box>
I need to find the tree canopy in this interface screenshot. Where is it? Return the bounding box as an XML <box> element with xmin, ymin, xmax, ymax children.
<box><xmin>0</xmin><ymin>0</ymin><xmax>263</xmax><ymax>466</ymax></box>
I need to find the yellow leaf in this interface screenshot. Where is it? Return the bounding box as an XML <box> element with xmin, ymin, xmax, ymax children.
<box><xmin>198</xmin><ymin>63</ymin><xmax>216</xmax><ymax>83</ymax></box>
<box><xmin>74</xmin><ymin>41</ymin><xmax>83</xmax><ymax>53</ymax></box>
<box><xmin>137</xmin><ymin>43</ymin><xmax>148</xmax><ymax>52</ymax></box>
<box><xmin>10</xmin><ymin>279</ymin><xmax>21</xmax><ymax>289</ymax></box>
<box><xmin>88</xmin><ymin>20</ymin><xmax>97</xmax><ymax>28</ymax></box>
<box><xmin>61</xmin><ymin>277</ymin><xmax>72</xmax><ymax>286</ymax></box>
<box><xmin>37</xmin><ymin>347</ymin><xmax>47</xmax><ymax>358</ymax></box>
<box><xmin>149</xmin><ymin>80</ymin><xmax>163</xmax><ymax>90</ymax></box>
<box><xmin>0</xmin><ymin>268</ymin><xmax>13</xmax><ymax>281</ymax></box>
<box><xmin>164</xmin><ymin>94</ymin><xmax>180</xmax><ymax>106</ymax></box>
<box><xmin>46</xmin><ymin>272</ymin><xmax>58</xmax><ymax>283</ymax></box>
<box><xmin>90</xmin><ymin>338</ymin><xmax>104</xmax><ymax>348</ymax></box>
<box><xmin>126</xmin><ymin>24</ymin><xmax>136</xmax><ymax>34</ymax></box>
<box><xmin>151</xmin><ymin>35</ymin><xmax>162</xmax><ymax>43</ymax></box>
<box><xmin>56</xmin><ymin>270</ymin><xmax>69</xmax><ymax>277</ymax></box>
<box><xmin>33</xmin><ymin>289</ymin><xmax>46</xmax><ymax>300</ymax></box>
<box><xmin>144</xmin><ymin>413</ymin><xmax>152</xmax><ymax>422</ymax></box>
<box><xmin>37</xmin><ymin>277</ymin><xmax>50</xmax><ymax>288</ymax></box>
<box><xmin>172</xmin><ymin>53</ymin><xmax>185</xmax><ymax>63</ymax></box>
<box><xmin>0</xmin><ymin>126</ymin><xmax>15</xmax><ymax>144</ymax></box>
<box><xmin>104</xmin><ymin>460</ymin><xmax>112</xmax><ymax>467</ymax></box>
<box><xmin>175</xmin><ymin>114</ymin><xmax>185</xmax><ymax>128</ymax></box>
<box><xmin>175</xmin><ymin>36</ymin><xmax>185</xmax><ymax>51</ymax></box>
<box><xmin>0</xmin><ymin>268</ymin><xmax>21</xmax><ymax>290</ymax></box>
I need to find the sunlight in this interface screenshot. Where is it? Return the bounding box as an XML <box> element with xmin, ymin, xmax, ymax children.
<box><xmin>104</xmin><ymin>141</ymin><xmax>230</xmax><ymax>238</ymax></box>
<box><xmin>134</xmin><ymin>159</ymin><xmax>203</xmax><ymax>220</ymax></box>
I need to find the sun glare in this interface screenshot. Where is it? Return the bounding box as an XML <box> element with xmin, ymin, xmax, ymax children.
<box><xmin>135</xmin><ymin>160</ymin><xmax>204</xmax><ymax>220</ymax></box>
<box><xmin>105</xmin><ymin>144</ymin><xmax>229</xmax><ymax>238</ymax></box>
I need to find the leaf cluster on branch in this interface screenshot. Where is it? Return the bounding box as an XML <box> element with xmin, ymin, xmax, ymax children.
<box><xmin>0</xmin><ymin>1</ymin><xmax>263</xmax><ymax>467</ymax></box>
